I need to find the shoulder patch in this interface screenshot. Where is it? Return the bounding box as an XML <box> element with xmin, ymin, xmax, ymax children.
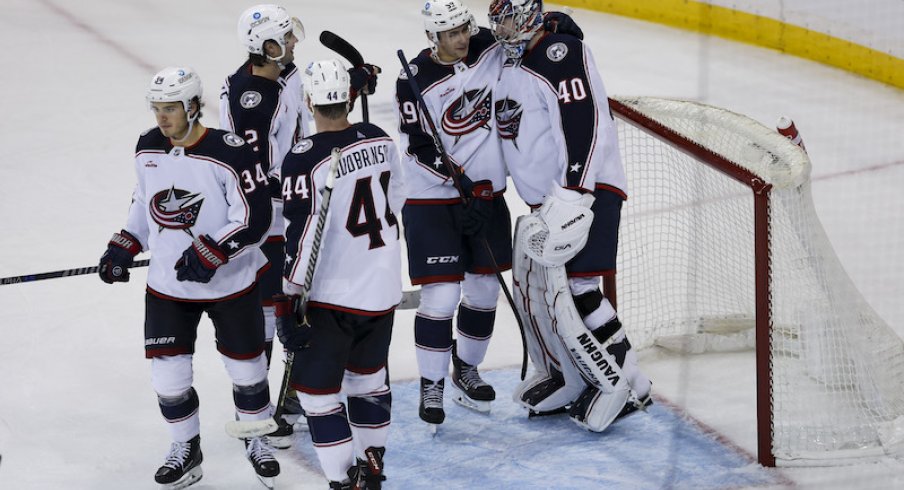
<box><xmin>399</xmin><ymin>64</ymin><xmax>418</xmax><ymax>81</ymax></box>
<box><xmin>223</xmin><ymin>133</ymin><xmax>246</xmax><ymax>147</ymax></box>
<box><xmin>240</xmin><ymin>90</ymin><xmax>262</xmax><ymax>109</ymax></box>
<box><xmin>546</xmin><ymin>42</ymin><xmax>569</xmax><ymax>63</ymax></box>
<box><xmin>291</xmin><ymin>139</ymin><xmax>314</xmax><ymax>154</ymax></box>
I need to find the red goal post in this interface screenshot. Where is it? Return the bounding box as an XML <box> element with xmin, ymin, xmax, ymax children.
<box><xmin>608</xmin><ymin>96</ymin><xmax>904</xmax><ymax>467</ymax></box>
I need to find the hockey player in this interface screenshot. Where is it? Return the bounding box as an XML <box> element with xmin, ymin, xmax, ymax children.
<box><xmin>98</xmin><ymin>66</ymin><xmax>279</xmax><ymax>488</ymax></box>
<box><xmin>396</xmin><ymin>0</ymin><xmax>584</xmax><ymax>428</ymax></box>
<box><xmin>221</xmin><ymin>3</ymin><xmax>310</xmax><ymax>446</ymax></box>
<box><xmin>221</xmin><ymin>4</ymin><xmax>380</xmax><ymax>446</ymax></box>
<box><xmin>488</xmin><ymin>0</ymin><xmax>653</xmax><ymax>432</ymax></box>
<box><xmin>276</xmin><ymin>59</ymin><xmax>405</xmax><ymax>489</ymax></box>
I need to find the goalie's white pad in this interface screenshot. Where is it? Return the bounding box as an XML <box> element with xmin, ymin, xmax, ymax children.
<box><xmin>513</xmin><ymin>216</ymin><xmax>629</xmax><ymax>409</ymax></box>
<box><xmin>568</xmin><ymin>384</ymin><xmax>631</xmax><ymax>432</ymax></box>
<box><xmin>519</xmin><ymin>187</ymin><xmax>595</xmax><ymax>267</ymax></box>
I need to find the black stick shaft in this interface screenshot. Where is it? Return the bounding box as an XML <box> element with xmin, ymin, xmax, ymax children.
<box><xmin>397</xmin><ymin>50</ymin><xmax>529</xmax><ymax>380</ymax></box>
<box><xmin>1</xmin><ymin>259</ymin><xmax>150</xmax><ymax>286</ymax></box>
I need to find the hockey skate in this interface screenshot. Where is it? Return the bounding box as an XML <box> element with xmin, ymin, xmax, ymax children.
<box><xmin>348</xmin><ymin>446</ymin><xmax>386</xmax><ymax>489</ymax></box>
<box><xmin>451</xmin><ymin>346</ymin><xmax>495</xmax><ymax>413</ymax></box>
<box><xmin>419</xmin><ymin>377</ymin><xmax>445</xmax><ymax>434</ymax></box>
<box><xmin>154</xmin><ymin>435</ymin><xmax>203</xmax><ymax>489</ymax></box>
<box><xmin>244</xmin><ymin>436</ymin><xmax>280</xmax><ymax>488</ymax></box>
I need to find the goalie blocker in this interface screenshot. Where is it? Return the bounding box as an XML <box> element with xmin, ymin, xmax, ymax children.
<box><xmin>512</xmin><ymin>214</ymin><xmax>651</xmax><ymax>432</ymax></box>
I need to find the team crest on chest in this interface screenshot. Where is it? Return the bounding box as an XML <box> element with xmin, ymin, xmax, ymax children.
<box><xmin>546</xmin><ymin>42</ymin><xmax>569</xmax><ymax>62</ymax></box>
<box><xmin>442</xmin><ymin>87</ymin><xmax>492</xmax><ymax>138</ymax></box>
<box><xmin>150</xmin><ymin>186</ymin><xmax>204</xmax><ymax>235</ymax></box>
<box><xmin>494</xmin><ymin>97</ymin><xmax>524</xmax><ymax>148</ymax></box>
<box><xmin>240</xmin><ymin>90</ymin><xmax>263</xmax><ymax>109</ymax></box>
<box><xmin>292</xmin><ymin>139</ymin><xmax>313</xmax><ymax>153</ymax></box>
<box><xmin>223</xmin><ymin>133</ymin><xmax>245</xmax><ymax>147</ymax></box>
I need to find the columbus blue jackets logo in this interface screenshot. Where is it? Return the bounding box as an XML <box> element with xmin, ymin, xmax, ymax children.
<box><xmin>240</xmin><ymin>90</ymin><xmax>262</xmax><ymax>109</ymax></box>
<box><xmin>442</xmin><ymin>87</ymin><xmax>492</xmax><ymax>138</ymax></box>
<box><xmin>150</xmin><ymin>187</ymin><xmax>204</xmax><ymax>235</ymax></box>
<box><xmin>495</xmin><ymin>98</ymin><xmax>524</xmax><ymax>147</ymax></box>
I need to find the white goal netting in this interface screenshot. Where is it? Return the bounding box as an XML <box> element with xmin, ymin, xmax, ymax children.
<box><xmin>612</xmin><ymin>96</ymin><xmax>904</xmax><ymax>465</ymax></box>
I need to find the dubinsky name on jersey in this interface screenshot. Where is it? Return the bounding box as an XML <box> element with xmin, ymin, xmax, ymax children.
<box><xmin>282</xmin><ymin>123</ymin><xmax>407</xmax><ymax>314</ymax></box>
<box><xmin>396</xmin><ymin>28</ymin><xmax>507</xmax><ymax>202</ymax></box>
<box><xmin>220</xmin><ymin>61</ymin><xmax>313</xmax><ymax>237</ymax></box>
<box><xmin>495</xmin><ymin>33</ymin><xmax>627</xmax><ymax>206</ymax></box>
<box><xmin>128</xmin><ymin>127</ymin><xmax>272</xmax><ymax>300</ymax></box>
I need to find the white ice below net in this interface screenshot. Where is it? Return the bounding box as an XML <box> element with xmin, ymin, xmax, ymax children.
<box><xmin>611</xmin><ymin>96</ymin><xmax>904</xmax><ymax>465</ymax></box>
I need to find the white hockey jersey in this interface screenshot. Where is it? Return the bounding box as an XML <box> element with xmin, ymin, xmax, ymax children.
<box><xmin>282</xmin><ymin>123</ymin><xmax>406</xmax><ymax>314</ymax></box>
<box><xmin>127</xmin><ymin>128</ymin><xmax>272</xmax><ymax>300</ymax></box>
<box><xmin>495</xmin><ymin>33</ymin><xmax>627</xmax><ymax>206</ymax></box>
<box><xmin>220</xmin><ymin>61</ymin><xmax>313</xmax><ymax>237</ymax></box>
<box><xmin>395</xmin><ymin>28</ymin><xmax>507</xmax><ymax>202</ymax></box>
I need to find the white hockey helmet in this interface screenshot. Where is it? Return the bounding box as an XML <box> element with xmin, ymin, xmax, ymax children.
<box><xmin>422</xmin><ymin>0</ymin><xmax>479</xmax><ymax>44</ymax></box>
<box><xmin>488</xmin><ymin>0</ymin><xmax>544</xmax><ymax>59</ymax></box>
<box><xmin>304</xmin><ymin>59</ymin><xmax>350</xmax><ymax>106</ymax></box>
<box><xmin>237</xmin><ymin>4</ymin><xmax>304</xmax><ymax>59</ymax></box>
<box><xmin>146</xmin><ymin>66</ymin><xmax>203</xmax><ymax>120</ymax></box>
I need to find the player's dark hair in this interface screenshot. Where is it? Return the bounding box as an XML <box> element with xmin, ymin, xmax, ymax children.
<box><xmin>190</xmin><ymin>97</ymin><xmax>204</xmax><ymax>120</ymax></box>
<box><xmin>314</xmin><ymin>102</ymin><xmax>349</xmax><ymax>120</ymax></box>
<box><xmin>248</xmin><ymin>39</ymin><xmax>282</xmax><ymax>67</ymax></box>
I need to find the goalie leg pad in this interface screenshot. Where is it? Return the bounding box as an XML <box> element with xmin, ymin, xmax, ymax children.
<box><xmin>568</xmin><ymin>384</ymin><xmax>631</xmax><ymax>432</ymax></box>
<box><xmin>514</xmin><ymin>366</ymin><xmax>584</xmax><ymax>413</ymax></box>
<box><xmin>549</xmin><ymin>266</ymin><xmax>628</xmax><ymax>395</ymax></box>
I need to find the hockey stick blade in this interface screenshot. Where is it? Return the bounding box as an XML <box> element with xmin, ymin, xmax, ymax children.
<box><xmin>225</xmin><ymin>418</ymin><xmax>280</xmax><ymax>439</ymax></box>
<box><xmin>1</xmin><ymin>259</ymin><xmax>150</xmax><ymax>286</ymax></box>
<box><xmin>319</xmin><ymin>30</ymin><xmax>363</xmax><ymax>66</ymax></box>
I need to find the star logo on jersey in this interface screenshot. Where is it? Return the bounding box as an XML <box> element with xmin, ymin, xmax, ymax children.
<box><xmin>570</xmin><ymin>162</ymin><xmax>583</xmax><ymax>173</ymax></box>
<box><xmin>495</xmin><ymin>97</ymin><xmax>524</xmax><ymax>148</ymax></box>
<box><xmin>546</xmin><ymin>42</ymin><xmax>569</xmax><ymax>62</ymax></box>
<box><xmin>240</xmin><ymin>91</ymin><xmax>262</xmax><ymax>109</ymax></box>
<box><xmin>442</xmin><ymin>87</ymin><xmax>492</xmax><ymax>140</ymax></box>
<box><xmin>227</xmin><ymin>240</ymin><xmax>240</xmax><ymax>250</ymax></box>
<box><xmin>150</xmin><ymin>186</ymin><xmax>204</xmax><ymax>235</ymax></box>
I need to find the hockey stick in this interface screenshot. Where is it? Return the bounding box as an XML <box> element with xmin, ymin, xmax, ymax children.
<box><xmin>226</xmin><ymin>147</ymin><xmax>342</xmax><ymax>439</ymax></box>
<box><xmin>396</xmin><ymin>50</ymin><xmax>529</xmax><ymax>380</ymax></box>
<box><xmin>320</xmin><ymin>30</ymin><xmax>370</xmax><ymax>123</ymax></box>
<box><xmin>0</xmin><ymin>259</ymin><xmax>150</xmax><ymax>286</ymax></box>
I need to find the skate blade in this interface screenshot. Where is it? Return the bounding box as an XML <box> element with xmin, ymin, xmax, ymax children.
<box><xmin>160</xmin><ymin>466</ymin><xmax>203</xmax><ymax>489</ymax></box>
<box><xmin>268</xmin><ymin>434</ymin><xmax>294</xmax><ymax>450</ymax></box>
<box><xmin>426</xmin><ymin>422</ymin><xmax>439</xmax><ymax>437</ymax></box>
<box><xmin>256</xmin><ymin>474</ymin><xmax>275</xmax><ymax>489</ymax></box>
<box><xmin>451</xmin><ymin>389</ymin><xmax>492</xmax><ymax>413</ymax></box>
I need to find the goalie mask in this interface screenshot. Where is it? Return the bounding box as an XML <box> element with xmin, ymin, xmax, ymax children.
<box><xmin>422</xmin><ymin>0</ymin><xmax>479</xmax><ymax>52</ymax></box>
<box><xmin>237</xmin><ymin>4</ymin><xmax>305</xmax><ymax>61</ymax></box>
<box><xmin>146</xmin><ymin>66</ymin><xmax>203</xmax><ymax>122</ymax></box>
<box><xmin>488</xmin><ymin>0</ymin><xmax>544</xmax><ymax>59</ymax></box>
<box><xmin>304</xmin><ymin>59</ymin><xmax>350</xmax><ymax>106</ymax></box>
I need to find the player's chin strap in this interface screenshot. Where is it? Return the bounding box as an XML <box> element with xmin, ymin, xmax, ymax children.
<box><xmin>170</xmin><ymin>110</ymin><xmax>200</xmax><ymax>146</ymax></box>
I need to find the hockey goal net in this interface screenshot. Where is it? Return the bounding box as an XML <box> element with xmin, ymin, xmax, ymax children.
<box><xmin>609</xmin><ymin>96</ymin><xmax>904</xmax><ymax>466</ymax></box>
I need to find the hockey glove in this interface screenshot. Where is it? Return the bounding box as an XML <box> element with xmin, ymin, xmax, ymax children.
<box><xmin>348</xmin><ymin>63</ymin><xmax>381</xmax><ymax>108</ymax></box>
<box><xmin>98</xmin><ymin>230</ymin><xmax>141</xmax><ymax>284</ymax></box>
<box><xmin>174</xmin><ymin>235</ymin><xmax>229</xmax><ymax>283</ymax></box>
<box><xmin>459</xmin><ymin>174</ymin><xmax>495</xmax><ymax>237</ymax></box>
<box><xmin>273</xmin><ymin>294</ymin><xmax>312</xmax><ymax>351</ymax></box>
<box><xmin>519</xmin><ymin>186</ymin><xmax>595</xmax><ymax>267</ymax></box>
<box><xmin>543</xmin><ymin>11</ymin><xmax>584</xmax><ymax>40</ymax></box>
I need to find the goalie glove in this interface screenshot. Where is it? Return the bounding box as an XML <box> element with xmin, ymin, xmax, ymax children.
<box><xmin>543</xmin><ymin>11</ymin><xmax>584</xmax><ymax>40</ymax></box>
<box><xmin>174</xmin><ymin>235</ymin><xmax>229</xmax><ymax>283</ymax></box>
<box><xmin>273</xmin><ymin>293</ymin><xmax>312</xmax><ymax>352</ymax></box>
<box><xmin>519</xmin><ymin>186</ymin><xmax>595</xmax><ymax>267</ymax></box>
<box><xmin>98</xmin><ymin>230</ymin><xmax>141</xmax><ymax>284</ymax></box>
<box><xmin>348</xmin><ymin>63</ymin><xmax>381</xmax><ymax>109</ymax></box>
